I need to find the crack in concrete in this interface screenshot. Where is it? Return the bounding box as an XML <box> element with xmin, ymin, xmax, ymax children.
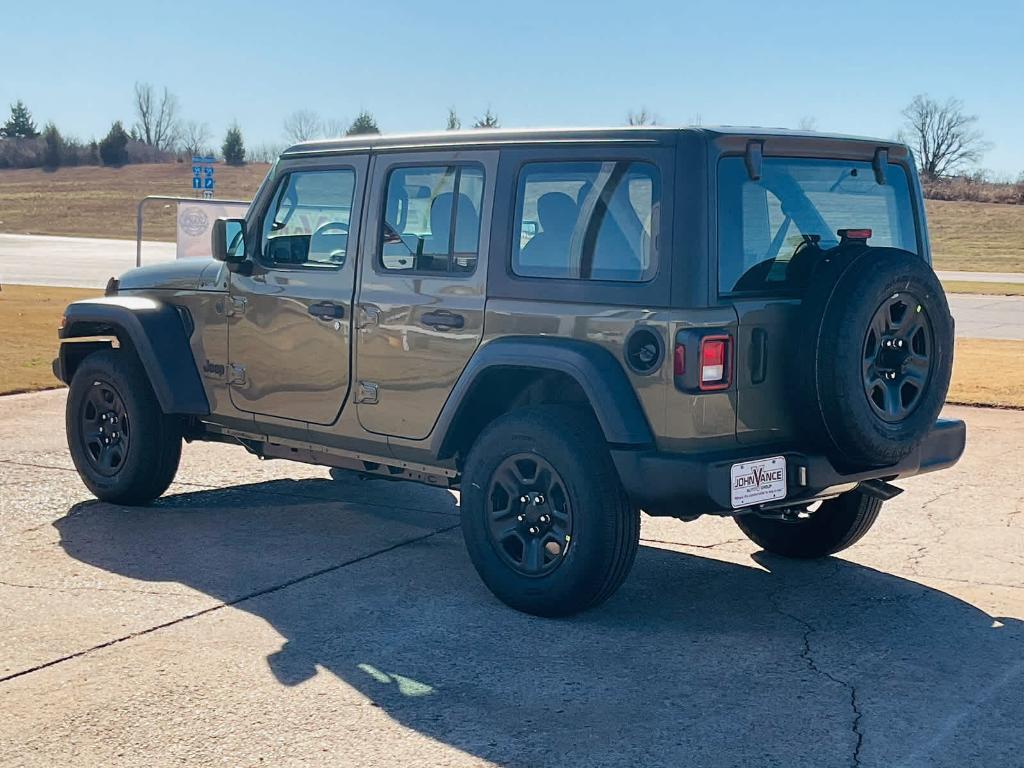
<box><xmin>639</xmin><ymin>536</ymin><xmax>748</xmax><ymax>550</ymax></box>
<box><xmin>0</xmin><ymin>523</ymin><xmax>459</xmax><ymax>685</ymax></box>
<box><xmin>0</xmin><ymin>579</ymin><xmax>183</xmax><ymax>597</ymax></box>
<box><xmin>768</xmin><ymin>576</ymin><xmax>864</xmax><ymax>768</ymax></box>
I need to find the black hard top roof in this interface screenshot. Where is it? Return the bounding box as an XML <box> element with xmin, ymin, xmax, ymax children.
<box><xmin>281</xmin><ymin>125</ymin><xmax>898</xmax><ymax>156</ymax></box>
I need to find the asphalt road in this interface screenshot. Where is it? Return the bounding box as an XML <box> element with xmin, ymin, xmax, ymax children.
<box><xmin>0</xmin><ymin>389</ymin><xmax>1021</xmax><ymax>767</ymax></box>
<box><xmin>1</xmin><ymin>233</ymin><xmax>1022</xmax><ymax>340</ymax></box>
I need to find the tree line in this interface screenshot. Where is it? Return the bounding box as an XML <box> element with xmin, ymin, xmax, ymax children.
<box><xmin>0</xmin><ymin>83</ymin><xmax>507</xmax><ymax>171</ymax></box>
<box><xmin>2</xmin><ymin>87</ymin><xmax>1016</xmax><ymax>193</ymax></box>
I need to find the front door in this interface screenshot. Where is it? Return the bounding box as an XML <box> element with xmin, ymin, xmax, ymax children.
<box><xmin>354</xmin><ymin>151</ymin><xmax>496</xmax><ymax>439</ymax></box>
<box><xmin>228</xmin><ymin>157</ymin><xmax>368</xmax><ymax>424</ymax></box>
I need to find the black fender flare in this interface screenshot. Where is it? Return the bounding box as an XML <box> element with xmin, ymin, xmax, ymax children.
<box><xmin>433</xmin><ymin>336</ymin><xmax>654</xmax><ymax>457</ymax></box>
<box><xmin>56</xmin><ymin>297</ymin><xmax>209</xmax><ymax>416</ymax></box>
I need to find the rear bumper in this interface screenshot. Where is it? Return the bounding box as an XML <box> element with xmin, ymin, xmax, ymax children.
<box><xmin>611</xmin><ymin>418</ymin><xmax>966</xmax><ymax>516</ymax></box>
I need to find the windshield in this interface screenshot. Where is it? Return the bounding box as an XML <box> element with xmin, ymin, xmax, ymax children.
<box><xmin>718</xmin><ymin>156</ymin><xmax>919</xmax><ymax>294</ymax></box>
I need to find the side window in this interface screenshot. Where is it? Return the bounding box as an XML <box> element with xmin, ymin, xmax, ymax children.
<box><xmin>513</xmin><ymin>161</ymin><xmax>660</xmax><ymax>281</ymax></box>
<box><xmin>380</xmin><ymin>165</ymin><xmax>484</xmax><ymax>274</ymax></box>
<box><xmin>261</xmin><ymin>169</ymin><xmax>355</xmax><ymax>268</ymax></box>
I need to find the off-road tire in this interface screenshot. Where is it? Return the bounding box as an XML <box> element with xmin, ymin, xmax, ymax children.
<box><xmin>460</xmin><ymin>405</ymin><xmax>640</xmax><ymax>617</ymax></box>
<box><xmin>798</xmin><ymin>248</ymin><xmax>954</xmax><ymax>467</ymax></box>
<box><xmin>66</xmin><ymin>348</ymin><xmax>182</xmax><ymax>505</ymax></box>
<box><xmin>733</xmin><ymin>490</ymin><xmax>882</xmax><ymax>559</ymax></box>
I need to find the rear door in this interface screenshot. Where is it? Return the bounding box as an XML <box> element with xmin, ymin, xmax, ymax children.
<box><xmin>717</xmin><ymin>153</ymin><xmax>922</xmax><ymax>445</ymax></box>
<box><xmin>353</xmin><ymin>150</ymin><xmax>497</xmax><ymax>439</ymax></box>
<box><xmin>228</xmin><ymin>156</ymin><xmax>368</xmax><ymax>424</ymax></box>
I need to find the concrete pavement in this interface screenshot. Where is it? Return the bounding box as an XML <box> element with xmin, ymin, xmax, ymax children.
<box><xmin>1</xmin><ymin>233</ymin><xmax>1022</xmax><ymax>340</ymax></box>
<box><xmin>937</xmin><ymin>270</ymin><xmax>1024</xmax><ymax>284</ymax></box>
<box><xmin>0</xmin><ymin>389</ymin><xmax>1021</xmax><ymax>767</ymax></box>
<box><xmin>0</xmin><ymin>233</ymin><xmax>175</xmax><ymax>288</ymax></box>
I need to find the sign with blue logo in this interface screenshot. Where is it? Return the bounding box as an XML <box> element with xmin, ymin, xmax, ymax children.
<box><xmin>191</xmin><ymin>155</ymin><xmax>216</xmax><ymax>199</ymax></box>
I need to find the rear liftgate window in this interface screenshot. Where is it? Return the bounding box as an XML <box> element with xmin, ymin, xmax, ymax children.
<box><xmin>513</xmin><ymin>161</ymin><xmax>660</xmax><ymax>282</ymax></box>
<box><xmin>718</xmin><ymin>157</ymin><xmax>919</xmax><ymax>295</ymax></box>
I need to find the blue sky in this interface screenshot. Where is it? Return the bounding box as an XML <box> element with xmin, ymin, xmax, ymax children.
<box><xmin>5</xmin><ymin>0</ymin><xmax>1023</xmax><ymax>174</ymax></box>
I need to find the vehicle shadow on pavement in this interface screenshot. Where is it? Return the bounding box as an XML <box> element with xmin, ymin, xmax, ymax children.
<box><xmin>56</xmin><ymin>478</ymin><xmax>1022</xmax><ymax>768</ymax></box>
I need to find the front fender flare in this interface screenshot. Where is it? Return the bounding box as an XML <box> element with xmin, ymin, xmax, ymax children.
<box><xmin>57</xmin><ymin>297</ymin><xmax>209</xmax><ymax>416</ymax></box>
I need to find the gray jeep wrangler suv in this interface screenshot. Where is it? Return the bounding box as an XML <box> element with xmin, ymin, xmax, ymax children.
<box><xmin>55</xmin><ymin>127</ymin><xmax>965</xmax><ymax>616</ymax></box>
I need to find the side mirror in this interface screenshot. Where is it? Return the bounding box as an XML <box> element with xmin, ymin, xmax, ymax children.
<box><xmin>212</xmin><ymin>218</ymin><xmax>247</xmax><ymax>263</ymax></box>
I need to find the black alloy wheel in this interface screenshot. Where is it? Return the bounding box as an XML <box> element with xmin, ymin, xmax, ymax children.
<box><xmin>79</xmin><ymin>379</ymin><xmax>132</xmax><ymax>477</ymax></box>
<box><xmin>862</xmin><ymin>292</ymin><xmax>934</xmax><ymax>423</ymax></box>
<box><xmin>485</xmin><ymin>453</ymin><xmax>574</xmax><ymax>577</ymax></box>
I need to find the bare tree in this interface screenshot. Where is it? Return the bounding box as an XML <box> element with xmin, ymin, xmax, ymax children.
<box><xmin>901</xmin><ymin>94</ymin><xmax>990</xmax><ymax>178</ymax></box>
<box><xmin>181</xmin><ymin>120</ymin><xmax>211</xmax><ymax>157</ymax></box>
<box><xmin>283</xmin><ymin>110</ymin><xmax>322</xmax><ymax>142</ymax></box>
<box><xmin>473</xmin><ymin>108</ymin><xmax>499</xmax><ymax>129</ymax></box>
<box><xmin>627</xmin><ymin>108</ymin><xmax>657</xmax><ymax>126</ymax></box>
<box><xmin>323</xmin><ymin>118</ymin><xmax>347</xmax><ymax>138</ymax></box>
<box><xmin>133</xmin><ymin>82</ymin><xmax>181</xmax><ymax>152</ymax></box>
<box><xmin>798</xmin><ymin>116</ymin><xmax>818</xmax><ymax>131</ymax></box>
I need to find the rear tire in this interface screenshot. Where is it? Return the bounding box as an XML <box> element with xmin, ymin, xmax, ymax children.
<box><xmin>460</xmin><ymin>405</ymin><xmax>640</xmax><ymax>617</ymax></box>
<box><xmin>66</xmin><ymin>349</ymin><xmax>182</xmax><ymax>505</ymax></box>
<box><xmin>733</xmin><ymin>489</ymin><xmax>882</xmax><ymax>559</ymax></box>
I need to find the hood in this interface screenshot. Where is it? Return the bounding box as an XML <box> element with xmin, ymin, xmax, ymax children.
<box><xmin>116</xmin><ymin>258</ymin><xmax>226</xmax><ymax>292</ymax></box>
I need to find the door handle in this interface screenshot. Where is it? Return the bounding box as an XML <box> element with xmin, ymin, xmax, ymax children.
<box><xmin>308</xmin><ymin>301</ymin><xmax>345</xmax><ymax>320</ymax></box>
<box><xmin>421</xmin><ymin>310</ymin><xmax>465</xmax><ymax>330</ymax></box>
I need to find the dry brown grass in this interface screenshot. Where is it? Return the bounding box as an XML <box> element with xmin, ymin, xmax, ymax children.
<box><xmin>949</xmin><ymin>339</ymin><xmax>1024</xmax><ymax>408</ymax></box>
<box><xmin>940</xmin><ymin>280</ymin><xmax>1024</xmax><ymax>296</ymax></box>
<box><xmin>926</xmin><ymin>199</ymin><xmax>1024</xmax><ymax>273</ymax></box>
<box><xmin>0</xmin><ymin>163</ymin><xmax>270</xmax><ymax>242</ymax></box>
<box><xmin>0</xmin><ymin>285</ymin><xmax>100</xmax><ymax>395</ymax></box>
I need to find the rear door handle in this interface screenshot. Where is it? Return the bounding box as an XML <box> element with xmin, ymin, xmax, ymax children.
<box><xmin>308</xmin><ymin>301</ymin><xmax>345</xmax><ymax>320</ymax></box>
<box><xmin>421</xmin><ymin>311</ymin><xmax>465</xmax><ymax>330</ymax></box>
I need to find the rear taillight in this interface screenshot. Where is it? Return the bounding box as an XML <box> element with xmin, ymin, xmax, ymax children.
<box><xmin>699</xmin><ymin>335</ymin><xmax>731</xmax><ymax>391</ymax></box>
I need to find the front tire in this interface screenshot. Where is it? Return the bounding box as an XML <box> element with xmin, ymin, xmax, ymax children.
<box><xmin>733</xmin><ymin>489</ymin><xmax>882</xmax><ymax>559</ymax></box>
<box><xmin>460</xmin><ymin>405</ymin><xmax>640</xmax><ymax>617</ymax></box>
<box><xmin>66</xmin><ymin>349</ymin><xmax>182</xmax><ymax>505</ymax></box>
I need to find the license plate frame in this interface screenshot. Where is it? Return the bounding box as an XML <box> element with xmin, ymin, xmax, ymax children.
<box><xmin>730</xmin><ymin>456</ymin><xmax>787</xmax><ymax>509</ymax></box>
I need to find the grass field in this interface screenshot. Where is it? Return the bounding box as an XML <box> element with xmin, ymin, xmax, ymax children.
<box><xmin>0</xmin><ymin>285</ymin><xmax>100</xmax><ymax>394</ymax></box>
<box><xmin>940</xmin><ymin>280</ymin><xmax>1024</xmax><ymax>296</ymax></box>
<box><xmin>0</xmin><ymin>166</ymin><xmax>1022</xmax><ymax>274</ymax></box>
<box><xmin>926</xmin><ymin>199</ymin><xmax>1024</xmax><ymax>273</ymax></box>
<box><xmin>2</xmin><ymin>287</ymin><xmax>1020</xmax><ymax>409</ymax></box>
<box><xmin>0</xmin><ymin>163</ymin><xmax>270</xmax><ymax>242</ymax></box>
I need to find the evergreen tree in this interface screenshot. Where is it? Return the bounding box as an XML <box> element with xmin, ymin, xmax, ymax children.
<box><xmin>41</xmin><ymin>122</ymin><xmax>64</xmax><ymax>169</ymax></box>
<box><xmin>446</xmin><ymin>107</ymin><xmax>461</xmax><ymax>130</ymax></box>
<box><xmin>473</xmin><ymin>108</ymin><xmax>499</xmax><ymax>129</ymax></box>
<box><xmin>346</xmin><ymin>110</ymin><xmax>381</xmax><ymax>136</ymax></box>
<box><xmin>99</xmin><ymin>121</ymin><xmax>130</xmax><ymax>166</ymax></box>
<box><xmin>1</xmin><ymin>100</ymin><xmax>39</xmax><ymax>138</ymax></box>
<box><xmin>222</xmin><ymin>123</ymin><xmax>246</xmax><ymax>165</ymax></box>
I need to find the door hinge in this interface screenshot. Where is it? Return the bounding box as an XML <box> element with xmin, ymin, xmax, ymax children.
<box><xmin>355</xmin><ymin>381</ymin><xmax>379</xmax><ymax>404</ymax></box>
<box><xmin>227</xmin><ymin>364</ymin><xmax>247</xmax><ymax>386</ymax></box>
<box><xmin>225</xmin><ymin>296</ymin><xmax>247</xmax><ymax>316</ymax></box>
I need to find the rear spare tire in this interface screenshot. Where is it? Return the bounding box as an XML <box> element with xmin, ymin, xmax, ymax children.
<box><xmin>798</xmin><ymin>248</ymin><xmax>953</xmax><ymax>467</ymax></box>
